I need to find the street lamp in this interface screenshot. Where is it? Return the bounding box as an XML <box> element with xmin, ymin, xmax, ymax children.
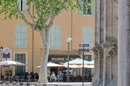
<box><xmin>66</xmin><ymin>37</ymin><xmax>72</xmax><ymax>82</ymax></box>
<box><xmin>0</xmin><ymin>46</ymin><xmax>3</xmax><ymax>81</ymax></box>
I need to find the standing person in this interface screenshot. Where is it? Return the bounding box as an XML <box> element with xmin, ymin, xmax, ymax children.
<box><xmin>50</xmin><ymin>71</ymin><xmax>57</xmax><ymax>82</ymax></box>
<box><xmin>58</xmin><ymin>71</ymin><xmax>63</xmax><ymax>82</ymax></box>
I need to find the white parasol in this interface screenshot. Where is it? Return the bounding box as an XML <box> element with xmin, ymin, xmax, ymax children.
<box><xmin>36</xmin><ymin>62</ymin><xmax>65</xmax><ymax>68</ymax></box>
<box><xmin>88</xmin><ymin>60</ymin><xmax>94</xmax><ymax>65</ymax></box>
<box><xmin>64</xmin><ymin>58</ymin><xmax>90</xmax><ymax>65</ymax></box>
<box><xmin>0</xmin><ymin>60</ymin><xmax>25</xmax><ymax>66</ymax></box>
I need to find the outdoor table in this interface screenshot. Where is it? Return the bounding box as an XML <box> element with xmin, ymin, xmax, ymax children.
<box><xmin>70</xmin><ymin>76</ymin><xmax>77</xmax><ymax>82</ymax></box>
<box><xmin>27</xmin><ymin>75</ymin><xmax>31</xmax><ymax>82</ymax></box>
<box><xmin>15</xmin><ymin>76</ymin><xmax>19</xmax><ymax>83</ymax></box>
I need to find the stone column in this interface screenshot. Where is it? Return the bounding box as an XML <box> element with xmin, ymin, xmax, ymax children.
<box><xmin>118</xmin><ymin>0</ymin><xmax>130</xmax><ymax>86</ymax></box>
<box><xmin>98</xmin><ymin>50</ymin><xmax>100</xmax><ymax>84</ymax></box>
<box><xmin>93</xmin><ymin>50</ymin><xmax>98</xmax><ymax>84</ymax></box>
<box><xmin>110</xmin><ymin>56</ymin><xmax>112</xmax><ymax>80</ymax></box>
<box><xmin>103</xmin><ymin>49</ymin><xmax>106</xmax><ymax>86</ymax></box>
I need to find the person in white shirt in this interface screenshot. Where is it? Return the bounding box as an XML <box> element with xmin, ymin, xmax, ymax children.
<box><xmin>50</xmin><ymin>71</ymin><xmax>57</xmax><ymax>82</ymax></box>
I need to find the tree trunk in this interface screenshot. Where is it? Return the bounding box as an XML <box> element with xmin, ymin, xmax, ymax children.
<box><xmin>118</xmin><ymin>0</ymin><xmax>130</xmax><ymax>86</ymax></box>
<box><xmin>38</xmin><ymin>30</ymin><xmax>49</xmax><ymax>83</ymax></box>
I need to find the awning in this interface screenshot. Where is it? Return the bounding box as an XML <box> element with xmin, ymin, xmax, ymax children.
<box><xmin>48</xmin><ymin>55</ymin><xmax>80</xmax><ymax>58</ymax></box>
<box><xmin>48</xmin><ymin>55</ymin><xmax>80</xmax><ymax>62</ymax></box>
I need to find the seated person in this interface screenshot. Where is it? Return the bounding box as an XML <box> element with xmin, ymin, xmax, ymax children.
<box><xmin>58</xmin><ymin>71</ymin><xmax>63</xmax><ymax>82</ymax></box>
<box><xmin>50</xmin><ymin>71</ymin><xmax>57</xmax><ymax>82</ymax></box>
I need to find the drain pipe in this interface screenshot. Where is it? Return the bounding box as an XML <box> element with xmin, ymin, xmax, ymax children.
<box><xmin>32</xmin><ymin>4</ymin><xmax>34</xmax><ymax>73</ymax></box>
<box><xmin>71</xmin><ymin>10</ymin><xmax>78</xmax><ymax>52</ymax></box>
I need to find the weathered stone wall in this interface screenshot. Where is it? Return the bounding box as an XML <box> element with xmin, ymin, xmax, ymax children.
<box><xmin>93</xmin><ymin>0</ymin><xmax>118</xmax><ymax>86</ymax></box>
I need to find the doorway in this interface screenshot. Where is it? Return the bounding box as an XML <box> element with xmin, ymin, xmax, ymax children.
<box><xmin>15</xmin><ymin>54</ymin><xmax>26</xmax><ymax>74</ymax></box>
<box><xmin>83</xmin><ymin>55</ymin><xmax>92</xmax><ymax>76</ymax></box>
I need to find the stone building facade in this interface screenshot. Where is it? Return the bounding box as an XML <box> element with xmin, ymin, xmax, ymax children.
<box><xmin>93</xmin><ymin>0</ymin><xmax>118</xmax><ymax>86</ymax></box>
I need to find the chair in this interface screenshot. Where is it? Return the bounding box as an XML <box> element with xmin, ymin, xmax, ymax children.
<box><xmin>84</xmin><ymin>76</ymin><xmax>87</xmax><ymax>82</ymax></box>
<box><xmin>15</xmin><ymin>76</ymin><xmax>19</xmax><ymax>83</ymax></box>
<box><xmin>59</xmin><ymin>74</ymin><xmax>63</xmax><ymax>82</ymax></box>
<box><xmin>77</xmin><ymin>75</ymin><xmax>80</xmax><ymax>82</ymax></box>
<box><xmin>30</xmin><ymin>72</ymin><xmax>34</xmax><ymax>82</ymax></box>
<box><xmin>32</xmin><ymin>75</ymin><xmax>36</xmax><ymax>82</ymax></box>
<box><xmin>8</xmin><ymin>75</ymin><xmax>12</xmax><ymax>82</ymax></box>
<box><xmin>63</xmin><ymin>76</ymin><xmax>66</xmax><ymax>82</ymax></box>
<box><xmin>19</xmin><ymin>75</ymin><xmax>25</xmax><ymax>82</ymax></box>
<box><xmin>25</xmin><ymin>72</ymin><xmax>29</xmax><ymax>81</ymax></box>
<box><xmin>34</xmin><ymin>73</ymin><xmax>39</xmax><ymax>79</ymax></box>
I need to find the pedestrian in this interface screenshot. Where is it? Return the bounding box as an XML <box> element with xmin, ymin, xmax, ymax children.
<box><xmin>58</xmin><ymin>71</ymin><xmax>63</xmax><ymax>82</ymax></box>
<box><xmin>50</xmin><ymin>71</ymin><xmax>57</xmax><ymax>82</ymax></box>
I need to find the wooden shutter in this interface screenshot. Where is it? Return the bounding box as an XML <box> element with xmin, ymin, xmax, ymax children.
<box><xmin>17</xmin><ymin>0</ymin><xmax>21</xmax><ymax>11</ymax></box>
<box><xmin>22</xmin><ymin>0</ymin><xmax>26</xmax><ymax>11</ymax></box>
<box><xmin>82</xmin><ymin>27</ymin><xmax>93</xmax><ymax>48</ymax></box>
<box><xmin>93</xmin><ymin>0</ymin><xmax>95</xmax><ymax>15</ymax></box>
<box><xmin>78</xmin><ymin>0</ymin><xmax>83</xmax><ymax>14</ymax></box>
<box><xmin>15</xmin><ymin>24</ymin><xmax>26</xmax><ymax>47</ymax></box>
<box><xmin>50</xmin><ymin>25</ymin><xmax>61</xmax><ymax>48</ymax></box>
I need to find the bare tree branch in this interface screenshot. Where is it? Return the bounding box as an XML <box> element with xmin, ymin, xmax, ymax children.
<box><xmin>15</xmin><ymin>3</ymin><xmax>35</xmax><ymax>30</ymax></box>
<box><xmin>28</xmin><ymin>4</ymin><xmax>35</xmax><ymax>25</ymax></box>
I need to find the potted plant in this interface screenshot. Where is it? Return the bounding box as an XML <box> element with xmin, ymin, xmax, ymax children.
<box><xmin>5</xmin><ymin>68</ymin><xmax>12</xmax><ymax>75</ymax></box>
<box><xmin>5</xmin><ymin>68</ymin><xmax>13</xmax><ymax>81</ymax></box>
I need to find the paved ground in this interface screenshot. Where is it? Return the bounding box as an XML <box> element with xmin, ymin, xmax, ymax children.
<box><xmin>0</xmin><ymin>82</ymin><xmax>93</xmax><ymax>86</ymax></box>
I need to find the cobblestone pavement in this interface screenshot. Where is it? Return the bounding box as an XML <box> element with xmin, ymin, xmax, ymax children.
<box><xmin>0</xmin><ymin>82</ymin><xmax>93</xmax><ymax>86</ymax></box>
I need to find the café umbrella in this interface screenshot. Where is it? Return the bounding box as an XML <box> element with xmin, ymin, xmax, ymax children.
<box><xmin>64</xmin><ymin>58</ymin><xmax>90</xmax><ymax>65</ymax></box>
<box><xmin>0</xmin><ymin>60</ymin><xmax>25</xmax><ymax>66</ymax></box>
<box><xmin>80</xmin><ymin>64</ymin><xmax>94</xmax><ymax>68</ymax></box>
<box><xmin>87</xmin><ymin>60</ymin><xmax>94</xmax><ymax>65</ymax></box>
<box><xmin>64</xmin><ymin>58</ymin><xmax>92</xmax><ymax>75</ymax></box>
<box><xmin>36</xmin><ymin>62</ymin><xmax>65</xmax><ymax>68</ymax></box>
<box><xmin>0</xmin><ymin>60</ymin><xmax>25</xmax><ymax>81</ymax></box>
<box><xmin>63</xmin><ymin>64</ymin><xmax>82</xmax><ymax>68</ymax></box>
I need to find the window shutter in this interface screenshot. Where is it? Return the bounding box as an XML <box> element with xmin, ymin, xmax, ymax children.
<box><xmin>82</xmin><ymin>27</ymin><xmax>93</xmax><ymax>48</ymax></box>
<box><xmin>50</xmin><ymin>25</ymin><xmax>61</xmax><ymax>48</ymax></box>
<box><xmin>15</xmin><ymin>24</ymin><xmax>21</xmax><ymax>47</ymax></box>
<box><xmin>22</xmin><ymin>0</ymin><xmax>26</xmax><ymax>11</ymax></box>
<box><xmin>17</xmin><ymin>0</ymin><xmax>21</xmax><ymax>11</ymax></box>
<box><xmin>20</xmin><ymin>24</ymin><xmax>26</xmax><ymax>47</ymax></box>
<box><xmin>55</xmin><ymin>26</ymin><xmax>61</xmax><ymax>48</ymax></box>
<box><xmin>15</xmin><ymin>54</ymin><xmax>17</xmax><ymax>74</ymax></box>
<box><xmin>93</xmin><ymin>0</ymin><xmax>95</xmax><ymax>15</ymax></box>
<box><xmin>50</xmin><ymin>25</ymin><xmax>56</xmax><ymax>47</ymax></box>
<box><xmin>15</xmin><ymin>24</ymin><xmax>26</xmax><ymax>47</ymax></box>
<box><xmin>78</xmin><ymin>0</ymin><xmax>83</xmax><ymax>14</ymax></box>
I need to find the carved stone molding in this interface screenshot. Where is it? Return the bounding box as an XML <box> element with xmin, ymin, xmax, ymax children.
<box><xmin>110</xmin><ymin>48</ymin><xmax>117</xmax><ymax>57</ymax></box>
<box><xmin>99</xmin><ymin>50</ymin><xmax>103</xmax><ymax>58</ymax></box>
<box><xmin>94</xmin><ymin>50</ymin><xmax>98</xmax><ymax>59</ymax></box>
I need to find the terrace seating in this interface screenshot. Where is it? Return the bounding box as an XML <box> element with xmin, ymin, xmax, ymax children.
<box><xmin>19</xmin><ymin>75</ymin><xmax>25</xmax><ymax>82</ymax></box>
<box><xmin>76</xmin><ymin>75</ymin><xmax>81</xmax><ymax>82</ymax></box>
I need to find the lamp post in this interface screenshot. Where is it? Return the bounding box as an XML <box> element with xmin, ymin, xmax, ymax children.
<box><xmin>0</xmin><ymin>46</ymin><xmax>3</xmax><ymax>81</ymax></box>
<box><xmin>66</xmin><ymin>37</ymin><xmax>72</xmax><ymax>82</ymax></box>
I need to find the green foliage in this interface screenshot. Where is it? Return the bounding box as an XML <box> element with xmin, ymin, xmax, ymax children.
<box><xmin>114</xmin><ymin>16</ymin><xmax>118</xmax><ymax>20</ymax></box>
<box><xmin>5</xmin><ymin>68</ymin><xmax>13</xmax><ymax>75</ymax></box>
<box><xmin>0</xmin><ymin>0</ymin><xmax>92</xmax><ymax>30</ymax></box>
